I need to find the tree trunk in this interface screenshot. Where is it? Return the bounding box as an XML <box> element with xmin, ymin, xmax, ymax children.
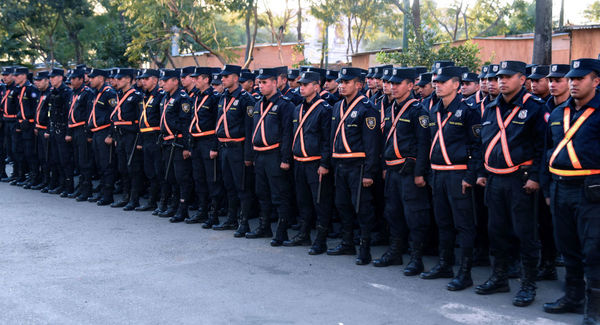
<box><xmin>244</xmin><ymin>4</ymin><xmax>252</xmax><ymax>62</ymax></box>
<box><xmin>559</xmin><ymin>0</ymin><xmax>564</xmax><ymax>28</ymax></box>
<box><xmin>297</xmin><ymin>0</ymin><xmax>302</xmax><ymax>42</ymax></box>
<box><xmin>412</xmin><ymin>0</ymin><xmax>424</xmax><ymax>45</ymax></box>
<box><xmin>319</xmin><ymin>23</ymin><xmax>326</xmax><ymax>68</ymax></box>
<box><xmin>532</xmin><ymin>0</ymin><xmax>552</xmax><ymax>65</ymax></box>
<box><xmin>402</xmin><ymin>0</ymin><xmax>409</xmax><ymax>49</ymax></box>
<box><xmin>242</xmin><ymin>3</ymin><xmax>258</xmax><ymax>69</ymax></box>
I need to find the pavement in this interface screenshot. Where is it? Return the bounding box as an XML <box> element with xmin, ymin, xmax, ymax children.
<box><xmin>0</xmin><ymin>182</ymin><xmax>582</xmax><ymax>325</ymax></box>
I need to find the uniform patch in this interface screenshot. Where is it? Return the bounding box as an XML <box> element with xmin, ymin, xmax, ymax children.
<box><xmin>182</xmin><ymin>103</ymin><xmax>190</xmax><ymax>113</ymax></box>
<box><xmin>455</xmin><ymin>109</ymin><xmax>462</xmax><ymax>118</ymax></box>
<box><xmin>366</xmin><ymin>117</ymin><xmax>376</xmax><ymax>130</ymax></box>
<box><xmin>419</xmin><ymin>115</ymin><xmax>429</xmax><ymax>128</ymax></box>
<box><xmin>247</xmin><ymin>106</ymin><xmax>254</xmax><ymax>116</ymax></box>
<box><xmin>472</xmin><ymin>124</ymin><xmax>482</xmax><ymax>137</ymax></box>
<box><xmin>350</xmin><ymin>111</ymin><xmax>358</xmax><ymax>118</ymax></box>
<box><xmin>108</xmin><ymin>98</ymin><xmax>117</xmax><ymax>107</ymax></box>
<box><xmin>233</xmin><ymin>99</ymin><xmax>239</xmax><ymax>106</ymax></box>
<box><xmin>272</xmin><ymin>105</ymin><xmax>278</xmax><ymax>112</ymax></box>
<box><xmin>544</xmin><ymin>112</ymin><xmax>550</xmax><ymax>123</ymax></box>
<box><xmin>31</xmin><ymin>92</ymin><xmax>37</xmax><ymax>98</ymax></box>
<box><xmin>518</xmin><ymin>109</ymin><xmax>528</xmax><ymax>119</ymax></box>
<box><xmin>148</xmin><ymin>98</ymin><xmax>154</xmax><ymax>104</ymax></box>
<box><xmin>169</xmin><ymin>98</ymin><xmax>175</xmax><ymax>104</ymax></box>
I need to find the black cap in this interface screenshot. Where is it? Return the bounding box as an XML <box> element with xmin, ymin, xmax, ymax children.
<box><xmin>68</xmin><ymin>68</ymin><xmax>85</xmax><ymax>79</ymax></box>
<box><xmin>13</xmin><ymin>67</ymin><xmax>29</xmax><ymax>75</ymax></box>
<box><xmin>274</xmin><ymin>66</ymin><xmax>288</xmax><ymax>77</ymax></box>
<box><xmin>382</xmin><ymin>67</ymin><xmax>394</xmax><ymax>82</ymax></box>
<box><xmin>193</xmin><ymin>67</ymin><xmax>213</xmax><ymax>78</ymax></box>
<box><xmin>366</xmin><ymin>67</ymin><xmax>375</xmax><ymax>78</ymax></box>
<box><xmin>417</xmin><ymin>73</ymin><xmax>433</xmax><ymax>87</ymax></box>
<box><xmin>48</xmin><ymin>68</ymin><xmax>64</xmax><ymax>77</ymax></box>
<box><xmin>139</xmin><ymin>68</ymin><xmax>160</xmax><ymax>79</ymax></box>
<box><xmin>431</xmin><ymin>60</ymin><xmax>455</xmax><ymax>73</ymax></box>
<box><xmin>34</xmin><ymin>71</ymin><xmax>49</xmax><ymax>80</ymax></box>
<box><xmin>181</xmin><ymin>66</ymin><xmax>196</xmax><ymax>78</ymax></box>
<box><xmin>306</xmin><ymin>67</ymin><xmax>325</xmax><ymax>81</ymax></box>
<box><xmin>547</xmin><ymin>64</ymin><xmax>570</xmax><ymax>78</ymax></box>
<box><xmin>478</xmin><ymin>66</ymin><xmax>489</xmax><ymax>79</ymax></box>
<box><xmin>525</xmin><ymin>64</ymin><xmax>537</xmax><ymax>76</ymax></box>
<box><xmin>528</xmin><ymin>65</ymin><xmax>549</xmax><ymax>80</ymax></box>
<box><xmin>299</xmin><ymin>66</ymin><xmax>311</xmax><ymax>72</ymax></box>
<box><xmin>219</xmin><ymin>65</ymin><xmax>242</xmax><ymax>76</ymax></box>
<box><xmin>462</xmin><ymin>72</ymin><xmax>479</xmax><ymax>82</ymax></box>
<box><xmin>433</xmin><ymin>66</ymin><xmax>463</xmax><ymax>82</ymax></box>
<box><xmin>256</xmin><ymin>68</ymin><xmax>278</xmax><ymax>79</ymax></box>
<box><xmin>298</xmin><ymin>71</ymin><xmax>321</xmax><ymax>84</ymax></box>
<box><xmin>211</xmin><ymin>73</ymin><xmax>222</xmax><ymax>85</ymax></box>
<box><xmin>414</xmin><ymin>66</ymin><xmax>428</xmax><ymax>76</ymax></box>
<box><xmin>389</xmin><ymin>68</ymin><xmax>417</xmax><ymax>84</ymax></box>
<box><xmin>114</xmin><ymin>68</ymin><xmax>136</xmax><ymax>79</ymax></box>
<box><xmin>239</xmin><ymin>71</ymin><xmax>256</xmax><ymax>82</ymax></box>
<box><xmin>76</xmin><ymin>64</ymin><xmax>87</xmax><ymax>70</ymax></box>
<box><xmin>1</xmin><ymin>67</ymin><xmax>14</xmax><ymax>75</ymax></box>
<box><xmin>160</xmin><ymin>69</ymin><xmax>180</xmax><ymax>81</ymax></box>
<box><xmin>565</xmin><ymin>58</ymin><xmax>600</xmax><ymax>78</ymax></box>
<box><xmin>485</xmin><ymin>64</ymin><xmax>500</xmax><ymax>78</ymax></box>
<box><xmin>88</xmin><ymin>68</ymin><xmax>109</xmax><ymax>78</ymax></box>
<box><xmin>497</xmin><ymin>60</ymin><xmax>526</xmax><ymax>76</ymax></box>
<box><xmin>108</xmin><ymin>68</ymin><xmax>119</xmax><ymax>78</ymax></box>
<box><xmin>374</xmin><ymin>65</ymin><xmax>393</xmax><ymax>79</ymax></box>
<box><xmin>338</xmin><ymin>67</ymin><xmax>365</xmax><ymax>81</ymax></box>
<box><xmin>135</xmin><ymin>69</ymin><xmax>143</xmax><ymax>79</ymax></box>
<box><xmin>325</xmin><ymin>70</ymin><xmax>339</xmax><ymax>81</ymax></box>
<box><xmin>287</xmin><ymin>69</ymin><xmax>300</xmax><ymax>80</ymax></box>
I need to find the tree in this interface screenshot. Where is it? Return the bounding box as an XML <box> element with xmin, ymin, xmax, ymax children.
<box><xmin>532</xmin><ymin>0</ymin><xmax>552</xmax><ymax>65</ymax></box>
<box><xmin>264</xmin><ymin>0</ymin><xmax>296</xmax><ymax>65</ymax></box>
<box><xmin>310</xmin><ymin>0</ymin><xmax>340</xmax><ymax>68</ymax></box>
<box><xmin>584</xmin><ymin>0</ymin><xmax>600</xmax><ymax>23</ymax></box>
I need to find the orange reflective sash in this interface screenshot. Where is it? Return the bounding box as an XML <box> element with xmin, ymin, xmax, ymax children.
<box><xmin>139</xmin><ymin>95</ymin><xmax>154</xmax><ymax>129</ymax></box>
<box><xmin>429</xmin><ymin>110</ymin><xmax>468</xmax><ymax>170</ymax></box>
<box><xmin>17</xmin><ymin>86</ymin><xmax>26</xmax><ymax>120</ymax></box>
<box><xmin>110</xmin><ymin>88</ymin><xmax>136</xmax><ymax>123</ymax></box>
<box><xmin>252</xmin><ymin>101</ymin><xmax>279</xmax><ymax>151</ymax></box>
<box><xmin>215</xmin><ymin>96</ymin><xmax>237</xmax><ymax>140</ymax></box>
<box><xmin>333</xmin><ymin>95</ymin><xmax>365</xmax><ymax>155</ymax></box>
<box><xmin>88</xmin><ymin>86</ymin><xmax>110</xmax><ymax>132</ymax></box>
<box><xmin>189</xmin><ymin>94</ymin><xmax>213</xmax><ymax>137</ymax></box>
<box><xmin>292</xmin><ymin>99</ymin><xmax>324</xmax><ymax>160</ymax></box>
<box><xmin>35</xmin><ymin>94</ymin><xmax>47</xmax><ymax>127</ymax></box>
<box><xmin>385</xmin><ymin>99</ymin><xmax>418</xmax><ymax>164</ymax></box>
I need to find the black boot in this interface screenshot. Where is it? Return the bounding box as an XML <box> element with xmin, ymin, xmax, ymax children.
<box><xmin>234</xmin><ymin>216</ymin><xmax>250</xmax><ymax>238</ymax></box>
<box><xmin>60</xmin><ymin>178</ymin><xmax>75</xmax><ymax>197</ymax></box>
<box><xmin>543</xmin><ymin>278</ymin><xmax>585</xmax><ymax>314</ymax></box>
<box><xmin>507</xmin><ymin>258</ymin><xmax>521</xmax><ymax>279</ymax></box>
<box><xmin>421</xmin><ymin>248</ymin><xmax>455</xmax><ymax>279</ymax></box>
<box><xmin>537</xmin><ymin>258</ymin><xmax>558</xmax><ymax>281</ymax></box>
<box><xmin>111</xmin><ymin>194</ymin><xmax>130</xmax><ymax>208</ymax></box>
<box><xmin>513</xmin><ymin>259</ymin><xmax>537</xmax><ymax>307</ymax></box>
<box><xmin>212</xmin><ymin>203</ymin><xmax>238</xmax><ymax>230</ymax></box>
<box><xmin>476</xmin><ymin>259</ymin><xmax>510</xmax><ymax>295</ymax></box>
<box><xmin>152</xmin><ymin>194</ymin><xmax>168</xmax><ymax>215</ymax></box>
<box><xmin>123</xmin><ymin>193</ymin><xmax>140</xmax><ymax>211</ymax></box>
<box><xmin>245</xmin><ymin>212</ymin><xmax>273</xmax><ymax>238</ymax></box>
<box><xmin>185</xmin><ymin>208</ymin><xmax>208</xmax><ymax>224</ymax></box>
<box><xmin>447</xmin><ymin>248</ymin><xmax>474</xmax><ymax>291</ymax></box>
<box><xmin>88</xmin><ymin>191</ymin><xmax>102</xmax><ymax>202</ymax></box>
<box><xmin>403</xmin><ymin>242</ymin><xmax>424</xmax><ymax>276</ymax></box>
<box><xmin>355</xmin><ymin>239</ymin><xmax>372</xmax><ymax>265</ymax></box>
<box><xmin>202</xmin><ymin>210</ymin><xmax>220</xmax><ymax>229</ymax></box>
<box><xmin>270</xmin><ymin>216</ymin><xmax>289</xmax><ymax>246</ymax></box>
<box><xmin>583</xmin><ymin>281</ymin><xmax>600</xmax><ymax>325</ymax></box>
<box><xmin>159</xmin><ymin>196</ymin><xmax>178</xmax><ymax>218</ymax></box>
<box><xmin>373</xmin><ymin>237</ymin><xmax>404</xmax><ymax>267</ymax></box>
<box><xmin>308</xmin><ymin>225</ymin><xmax>328</xmax><ymax>255</ymax></box>
<box><xmin>283</xmin><ymin>231</ymin><xmax>311</xmax><ymax>247</ymax></box>
<box><xmin>169</xmin><ymin>203</ymin><xmax>188</xmax><ymax>223</ymax></box>
<box><xmin>327</xmin><ymin>232</ymin><xmax>356</xmax><ymax>255</ymax></box>
<box><xmin>76</xmin><ymin>181</ymin><xmax>93</xmax><ymax>202</ymax></box>
<box><xmin>97</xmin><ymin>187</ymin><xmax>114</xmax><ymax>206</ymax></box>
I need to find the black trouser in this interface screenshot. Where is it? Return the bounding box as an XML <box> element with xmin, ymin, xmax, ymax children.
<box><xmin>474</xmin><ymin>183</ymin><xmax>490</xmax><ymax>252</ymax></box>
<box><xmin>294</xmin><ymin>160</ymin><xmax>333</xmax><ymax>229</ymax></box>
<box><xmin>551</xmin><ymin>178</ymin><xmax>600</xmax><ymax>283</ymax></box>
<box><xmin>334</xmin><ymin>161</ymin><xmax>375</xmax><ymax>241</ymax></box>
<box><xmin>255</xmin><ymin>150</ymin><xmax>293</xmax><ymax>221</ymax></box>
<box><xmin>50</xmin><ymin>127</ymin><xmax>74</xmax><ymax>188</ymax></box>
<box><xmin>0</xmin><ymin>121</ymin><xmax>6</xmax><ymax>175</ymax></box>
<box><xmin>36</xmin><ymin>128</ymin><xmax>50</xmax><ymax>181</ymax></box>
<box><xmin>537</xmin><ymin>194</ymin><xmax>557</xmax><ymax>263</ymax></box>
<box><xmin>191</xmin><ymin>136</ymin><xmax>225</xmax><ymax>211</ymax></box>
<box><xmin>431</xmin><ymin>170</ymin><xmax>476</xmax><ymax>249</ymax></box>
<box><xmin>72</xmin><ymin>127</ymin><xmax>93</xmax><ymax>188</ymax></box>
<box><xmin>384</xmin><ymin>168</ymin><xmax>430</xmax><ymax>243</ymax></box>
<box><xmin>485</xmin><ymin>173</ymin><xmax>540</xmax><ymax>262</ymax></box>
<box><xmin>20</xmin><ymin>122</ymin><xmax>38</xmax><ymax>180</ymax></box>
<box><xmin>220</xmin><ymin>142</ymin><xmax>253</xmax><ymax>213</ymax></box>
<box><xmin>142</xmin><ymin>132</ymin><xmax>163</xmax><ymax>202</ymax></box>
<box><xmin>162</xmin><ymin>141</ymin><xmax>192</xmax><ymax>204</ymax></box>
<box><xmin>92</xmin><ymin>128</ymin><xmax>115</xmax><ymax>198</ymax></box>
<box><xmin>115</xmin><ymin>129</ymin><xmax>142</xmax><ymax>200</ymax></box>
<box><xmin>5</xmin><ymin>120</ymin><xmax>23</xmax><ymax>177</ymax></box>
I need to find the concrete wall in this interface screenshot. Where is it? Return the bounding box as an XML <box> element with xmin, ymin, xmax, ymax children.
<box><xmin>570</xmin><ymin>29</ymin><xmax>600</xmax><ymax>60</ymax></box>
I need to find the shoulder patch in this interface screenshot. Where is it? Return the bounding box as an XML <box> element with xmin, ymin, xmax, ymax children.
<box><xmin>472</xmin><ymin>124</ymin><xmax>482</xmax><ymax>137</ymax></box>
<box><xmin>182</xmin><ymin>102</ymin><xmax>190</xmax><ymax>113</ymax></box>
<box><xmin>108</xmin><ymin>98</ymin><xmax>117</xmax><ymax>107</ymax></box>
<box><xmin>366</xmin><ymin>117</ymin><xmax>376</xmax><ymax>130</ymax></box>
<box><xmin>247</xmin><ymin>106</ymin><xmax>254</xmax><ymax>117</ymax></box>
<box><xmin>419</xmin><ymin>115</ymin><xmax>430</xmax><ymax>128</ymax></box>
<box><xmin>282</xmin><ymin>96</ymin><xmax>291</xmax><ymax>101</ymax></box>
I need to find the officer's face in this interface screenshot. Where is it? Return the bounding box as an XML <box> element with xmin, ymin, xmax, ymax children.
<box><xmin>213</xmin><ymin>83</ymin><xmax>224</xmax><ymax>93</ymax></box>
<box><xmin>299</xmin><ymin>82</ymin><xmax>317</xmax><ymax>98</ymax></box>
<box><xmin>288</xmin><ymin>78</ymin><xmax>299</xmax><ymax>88</ymax></box>
<box><xmin>569</xmin><ymin>73</ymin><xmax>600</xmax><ymax>100</ymax></box>
<box><xmin>487</xmin><ymin>78</ymin><xmax>499</xmax><ymax>96</ymax></box>
<box><xmin>376</xmin><ymin>78</ymin><xmax>383</xmax><ymax>90</ymax></box>
<box><xmin>460</xmin><ymin>81</ymin><xmax>479</xmax><ymax>97</ymax></box>
<box><xmin>70</xmin><ymin>77</ymin><xmax>83</xmax><ymax>89</ymax></box>
<box><xmin>277</xmin><ymin>75</ymin><xmax>287</xmax><ymax>90</ymax></box>
<box><xmin>116</xmin><ymin>76</ymin><xmax>132</xmax><ymax>90</ymax></box>
<box><xmin>89</xmin><ymin>76</ymin><xmax>104</xmax><ymax>89</ymax></box>
<box><xmin>258</xmin><ymin>78</ymin><xmax>277</xmax><ymax>97</ymax></box>
<box><xmin>181</xmin><ymin>75</ymin><xmax>196</xmax><ymax>89</ymax></box>
<box><xmin>142</xmin><ymin>77</ymin><xmax>158</xmax><ymax>91</ymax></box>
<box><xmin>13</xmin><ymin>73</ymin><xmax>27</xmax><ymax>85</ymax></box>
<box><xmin>3</xmin><ymin>74</ymin><xmax>13</xmax><ymax>84</ymax></box>
<box><xmin>434</xmin><ymin>78</ymin><xmax>459</xmax><ymax>98</ymax></box>
<box><xmin>338</xmin><ymin>79</ymin><xmax>360</xmax><ymax>97</ymax></box>
<box><xmin>531</xmin><ymin>78</ymin><xmax>550</xmax><ymax>97</ymax></box>
<box><xmin>391</xmin><ymin>80</ymin><xmax>413</xmax><ymax>100</ymax></box>
<box><xmin>420</xmin><ymin>83</ymin><xmax>434</xmax><ymax>98</ymax></box>
<box><xmin>549</xmin><ymin>77</ymin><xmax>569</xmax><ymax>97</ymax></box>
<box><xmin>382</xmin><ymin>81</ymin><xmax>392</xmax><ymax>95</ymax></box>
<box><xmin>366</xmin><ymin>78</ymin><xmax>376</xmax><ymax>89</ymax></box>
<box><xmin>498</xmin><ymin>73</ymin><xmax>525</xmax><ymax>95</ymax></box>
<box><xmin>195</xmin><ymin>75</ymin><xmax>210</xmax><ymax>90</ymax></box>
<box><xmin>241</xmin><ymin>80</ymin><xmax>254</xmax><ymax>92</ymax></box>
<box><xmin>162</xmin><ymin>78</ymin><xmax>179</xmax><ymax>93</ymax></box>
<box><xmin>479</xmin><ymin>79</ymin><xmax>488</xmax><ymax>93</ymax></box>
<box><xmin>324</xmin><ymin>79</ymin><xmax>338</xmax><ymax>92</ymax></box>
<box><xmin>221</xmin><ymin>74</ymin><xmax>236</xmax><ymax>89</ymax></box>
<box><xmin>50</xmin><ymin>75</ymin><xmax>63</xmax><ymax>88</ymax></box>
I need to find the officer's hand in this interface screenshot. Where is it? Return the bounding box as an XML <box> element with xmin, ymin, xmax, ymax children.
<box><xmin>476</xmin><ymin>177</ymin><xmax>487</xmax><ymax>187</ymax></box>
<box><xmin>44</xmin><ymin>133</ymin><xmax>50</xmax><ymax>139</ymax></box>
<box><xmin>105</xmin><ymin>136</ymin><xmax>113</xmax><ymax>145</ymax></box>
<box><xmin>183</xmin><ymin>150</ymin><xmax>191</xmax><ymax>159</ymax></box>
<box><xmin>136</xmin><ymin>145</ymin><xmax>142</xmax><ymax>150</ymax></box>
<box><xmin>34</xmin><ymin>129</ymin><xmax>38</xmax><ymax>136</ymax></box>
<box><xmin>545</xmin><ymin>197</ymin><xmax>550</xmax><ymax>206</ymax></box>
<box><xmin>382</xmin><ymin>170</ymin><xmax>386</xmax><ymax>179</ymax></box>
<box><xmin>414</xmin><ymin>176</ymin><xmax>426</xmax><ymax>187</ymax></box>
<box><xmin>65</xmin><ymin>135</ymin><xmax>72</xmax><ymax>142</ymax></box>
<box><xmin>362</xmin><ymin>178</ymin><xmax>374</xmax><ymax>187</ymax></box>
<box><xmin>318</xmin><ymin>166</ymin><xmax>329</xmax><ymax>176</ymax></box>
<box><xmin>523</xmin><ymin>179</ymin><xmax>540</xmax><ymax>194</ymax></box>
<box><xmin>244</xmin><ymin>160</ymin><xmax>253</xmax><ymax>166</ymax></box>
<box><xmin>210</xmin><ymin>150</ymin><xmax>218</xmax><ymax>159</ymax></box>
<box><xmin>15</xmin><ymin>128</ymin><xmax>21</xmax><ymax>132</ymax></box>
<box><xmin>87</xmin><ymin>138</ymin><xmax>92</xmax><ymax>143</ymax></box>
<box><xmin>461</xmin><ymin>180</ymin><xmax>472</xmax><ymax>195</ymax></box>
<box><xmin>280</xmin><ymin>162</ymin><xmax>290</xmax><ymax>170</ymax></box>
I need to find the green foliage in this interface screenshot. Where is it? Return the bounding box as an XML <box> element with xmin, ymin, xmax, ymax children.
<box><xmin>584</xmin><ymin>0</ymin><xmax>600</xmax><ymax>23</ymax></box>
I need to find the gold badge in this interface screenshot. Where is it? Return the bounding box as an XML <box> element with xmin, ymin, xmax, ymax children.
<box><xmin>419</xmin><ymin>115</ymin><xmax>429</xmax><ymax>128</ymax></box>
<box><xmin>366</xmin><ymin>117</ymin><xmax>376</xmax><ymax>130</ymax></box>
<box><xmin>182</xmin><ymin>103</ymin><xmax>190</xmax><ymax>113</ymax></box>
<box><xmin>247</xmin><ymin>106</ymin><xmax>254</xmax><ymax>117</ymax></box>
<box><xmin>108</xmin><ymin>98</ymin><xmax>117</xmax><ymax>107</ymax></box>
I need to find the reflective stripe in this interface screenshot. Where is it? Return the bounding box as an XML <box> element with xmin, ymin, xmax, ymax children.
<box><xmin>139</xmin><ymin>95</ymin><xmax>154</xmax><ymax>129</ymax></box>
<box><xmin>251</xmin><ymin>101</ymin><xmax>274</xmax><ymax>149</ymax></box>
<box><xmin>215</xmin><ymin>96</ymin><xmax>237</xmax><ymax>140</ymax></box>
<box><xmin>114</xmin><ymin>121</ymin><xmax>137</xmax><ymax>126</ymax></box>
<box><xmin>380</xmin><ymin>99</ymin><xmax>386</xmax><ymax>131</ymax></box>
<box><xmin>480</xmin><ymin>96</ymin><xmax>487</xmax><ymax>118</ymax></box>
<box><xmin>431</xmin><ymin>164</ymin><xmax>468</xmax><ymax>170</ymax></box>
<box><xmin>333</xmin><ymin>95</ymin><xmax>365</xmax><ymax>156</ymax></box>
<box><xmin>332</xmin><ymin>152</ymin><xmax>366</xmax><ymax>158</ymax></box>
<box><xmin>68</xmin><ymin>92</ymin><xmax>80</xmax><ymax>125</ymax></box>
<box><xmin>429</xmin><ymin>111</ymin><xmax>453</xmax><ymax>166</ymax></box>
<box><xmin>159</xmin><ymin>96</ymin><xmax>175</xmax><ymax>137</ymax></box>
<box><xmin>218</xmin><ymin>137</ymin><xmax>245</xmax><ymax>142</ymax></box>
<box><xmin>140</xmin><ymin>126</ymin><xmax>160</xmax><ymax>133</ymax></box>
<box><xmin>548</xmin><ymin>106</ymin><xmax>595</xmax><ymax>175</ymax></box>
<box><xmin>385</xmin><ymin>158</ymin><xmax>407</xmax><ymax>166</ymax></box>
<box><xmin>35</xmin><ymin>94</ymin><xmax>47</xmax><ymax>126</ymax></box>
<box><xmin>549</xmin><ymin>167</ymin><xmax>600</xmax><ymax>176</ymax></box>
<box><xmin>485</xmin><ymin>160</ymin><xmax>532</xmax><ymax>174</ymax></box>
<box><xmin>163</xmin><ymin>134</ymin><xmax>183</xmax><ymax>140</ymax></box>
<box><xmin>292</xmin><ymin>99</ymin><xmax>324</xmax><ymax>159</ymax></box>
<box><xmin>17</xmin><ymin>86</ymin><xmax>27</xmax><ymax>120</ymax></box>
<box><xmin>191</xmin><ymin>130</ymin><xmax>216</xmax><ymax>137</ymax></box>
<box><xmin>68</xmin><ymin>121</ymin><xmax>86</xmax><ymax>128</ymax></box>
<box><xmin>88</xmin><ymin>86</ymin><xmax>110</xmax><ymax>130</ymax></box>
<box><xmin>253</xmin><ymin>143</ymin><xmax>280</xmax><ymax>151</ymax></box>
<box><xmin>110</xmin><ymin>88</ymin><xmax>136</xmax><ymax>122</ymax></box>
<box><xmin>35</xmin><ymin>124</ymin><xmax>47</xmax><ymax>129</ymax></box>
<box><xmin>386</xmin><ymin>99</ymin><xmax>418</xmax><ymax>161</ymax></box>
<box><xmin>294</xmin><ymin>155</ymin><xmax>321</xmax><ymax>162</ymax></box>
<box><xmin>189</xmin><ymin>94</ymin><xmax>210</xmax><ymax>134</ymax></box>
<box><xmin>91</xmin><ymin>124</ymin><xmax>111</xmax><ymax>132</ymax></box>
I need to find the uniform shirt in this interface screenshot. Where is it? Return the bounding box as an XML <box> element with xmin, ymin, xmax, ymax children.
<box><xmin>189</xmin><ymin>86</ymin><xmax>219</xmax><ymax>151</ymax></box>
<box><xmin>88</xmin><ymin>84</ymin><xmax>118</xmax><ymax>132</ymax></box>
<box><xmin>382</xmin><ymin>95</ymin><xmax>430</xmax><ymax>176</ymax></box>
<box><xmin>280</xmin><ymin>85</ymin><xmax>303</xmax><ymax>106</ymax></box>
<box><xmin>67</xmin><ymin>85</ymin><xmax>94</xmax><ymax>136</ymax></box>
<box><xmin>481</xmin><ymin>87</ymin><xmax>546</xmax><ymax>182</ymax></box>
<box><xmin>331</xmin><ymin>94</ymin><xmax>381</xmax><ymax>179</ymax></box>
<box><xmin>159</xmin><ymin>87</ymin><xmax>192</xmax><ymax>148</ymax></box>
<box><xmin>376</xmin><ymin>94</ymin><xmax>393</xmax><ymax>131</ymax></box>
<box><xmin>34</xmin><ymin>88</ymin><xmax>51</xmax><ymax>130</ymax></box>
<box><xmin>365</xmin><ymin>89</ymin><xmax>381</xmax><ymax>102</ymax></box>
<box><xmin>421</xmin><ymin>92</ymin><xmax>440</xmax><ymax>112</ymax></box>
<box><xmin>215</xmin><ymin>85</ymin><xmax>256</xmax><ymax>160</ymax></box>
<box><xmin>139</xmin><ymin>86</ymin><xmax>165</xmax><ymax>132</ymax></box>
<box><xmin>0</xmin><ymin>83</ymin><xmax>7</xmax><ymax>116</ymax></box>
<box><xmin>9</xmin><ymin>81</ymin><xmax>39</xmax><ymax>124</ymax></box>
<box><xmin>251</xmin><ymin>91</ymin><xmax>294</xmax><ymax>164</ymax></box>
<box><xmin>110</xmin><ymin>87</ymin><xmax>144</xmax><ymax>133</ymax></box>
<box><xmin>546</xmin><ymin>90</ymin><xmax>600</xmax><ymax>180</ymax></box>
<box><xmin>320</xmin><ymin>89</ymin><xmax>340</xmax><ymax>107</ymax></box>
<box><xmin>47</xmin><ymin>83</ymin><xmax>72</xmax><ymax>133</ymax></box>
<box><xmin>292</xmin><ymin>95</ymin><xmax>332</xmax><ymax>169</ymax></box>
<box><xmin>430</xmin><ymin>94</ymin><xmax>482</xmax><ymax>184</ymax></box>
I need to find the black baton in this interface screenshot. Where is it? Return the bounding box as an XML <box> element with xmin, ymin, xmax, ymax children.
<box><xmin>127</xmin><ymin>133</ymin><xmax>140</xmax><ymax>166</ymax></box>
<box><xmin>213</xmin><ymin>157</ymin><xmax>217</xmax><ymax>183</ymax></box>
<box><xmin>471</xmin><ymin>185</ymin><xmax>478</xmax><ymax>227</ymax></box>
<box><xmin>317</xmin><ymin>173</ymin><xmax>323</xmax><ymax>204</ymax></box>
<box><xmin>355</xmin><ymin>164</ymin><xmax>364</xmax><ymax>214</ymax></box>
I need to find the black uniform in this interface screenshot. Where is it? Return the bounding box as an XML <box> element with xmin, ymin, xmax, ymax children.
<box><xmin>280</xmin><ymin>85</ymin><xmax>303</xmax><ymax>106</ymax></box>
<box><xmin>16</xmin><ymin>81</ymin><xmax>41</xmax><ymax>185</ymax></box>
<box><xmin>67</xmin><ymin>85</ymin><xmax>94</xmax><ymax>200</ymax></box>
<box><xmin>34</xmin><ymin>87</ymin><xmax>51</xmax><ymax>189</ymax></box>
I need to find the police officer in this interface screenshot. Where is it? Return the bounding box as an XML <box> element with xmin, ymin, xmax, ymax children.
<box><xmin>275</xmin><ymin>66</ymin><xmax>303</xmax><ymax>106</ymax></box>
<box><xmin>136</xmin><ymin>68</ymin><xmax>166</xmax><ymax>213</ymax></box>
<box><xmin>240</xmin><ymin>70</ymin><xmax>261</xmax><ymax>102</ymax></box>
<box><xmin>543</xmin><ymin>58</ymin><xmax>600</xmax><ymax>324</ymax></box>
<box><xmin>246</xmin><ymin>68</ymin><xmax>295</xmax><ymax>245</ymax></box>
<box><xmin>422</xmin><ymin>61</ymin><xmax>455</xmax><ymax>112</ymax></box>
<box><xmin>66</xmin><ymin>68</ymin><xmax>95</xmax><ymax>201</ymax></box>
<box><xmin>365</xmin><ymin>67</ymin><xmax>378</xmax><ymax>100</ymax></box>
<box><xmin>87</xmin><ymin>68</ymin><xmax>118</xmax><ymax>205</ymax></box>
<box><xmin>287</xmin><ymin>68</ymin><xmax>301</xmax><ymax>90</ymax></box>
<box><xmin>31</xmin><ymin>71</ymin><xmax>51</xmax><ymax>190</ymax></box>
<box><xmin>186</xmin><ymin>67</ymin><xmax>224</xmax><ymax>224</ymax></box>
<box><xmin>212</xmin><ymin>65</ymin><xmax>256</xmax><ymax>232</ymax></box>
<box><xmin>13</xmin><ymin>67</ymin><xmax>40</xmax><ymax>187</ymax></box>
<box><xmin>158</xmin><ymin>69</ymin><xmax>193</xmax><ymax>223</ymax></box>
<box><xmin>326</xmin><ymin>67</ymin><xmax>381</xmax><ymax>265</ymax></box>
<box><xmin>181</xmin><ymin>66</ymin><xmax>198</xmax><ymax>97</ymax></box>
<box><xmin>372</xmin><ymin>68</ymin><xmax>430</xmax><ymax>274</ymax></box>
<box><xmin>421</xmin><ymin>67</ymin><xmax>481</xmax><ymax>291</ymax></box>
<box><xmin>528</xmin><ymin>65</ymin><xmax>551</xmax><ymax>102</ymax></box>
<box><xmin>460</xmin><ymin>72</ymin><xmax>480</xmax><ymax>98</ymax></box>
<box><xmin>5</xmin><ymin>67</ymin><xmax>33</xmax><ymax>185</ymax></box>
<box><xmin>475</xmin><ymin>60</ymin><xmax>546</xmax><ymax>307</ymax></box>
<box><xmin>321</xmin><ymin>70</ymin><xmax>340</xmax><ymax>106</ymax></box>
<box><xmin>0</xmin><ymin>67</ymin><xmax>13</xmax><ymax>180</ymax></box>
<box><xmin>370</xmin><ymin>65</ymin><xmax>392</xmax><ymax>104</ymax></box>
<box><xmin>416</xmin><ymin>73</ymin><xmax>433</xmax><ymax>103</ymax></box>
<box><xmin>211</xmin><ymin>73</ymin><xmax>224</xmax><ymax>95</ymax></box>
<box><xmin>109</xmin><ymin>68</ymin><xmax>144</xmax><ymax>210</ymax></box>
